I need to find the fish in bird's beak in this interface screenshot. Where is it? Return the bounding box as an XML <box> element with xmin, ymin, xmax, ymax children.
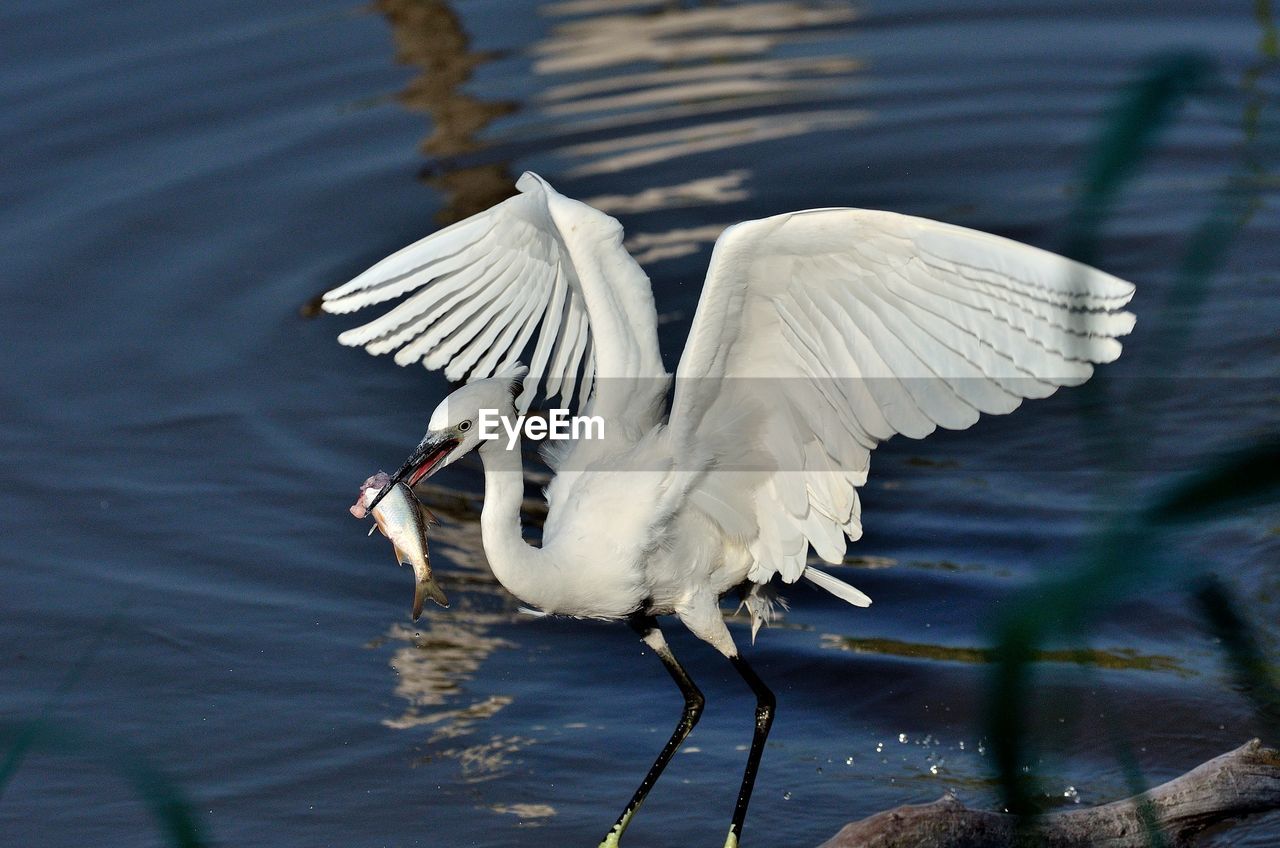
<box><xmin>351</xmin><ymin>472</ymin><xmax>448</xmax><ymax>619</ymax></box>
<box><xmin>365</xmin><ymin>432</ymin><xmax>459</xmax><ymax>513</ymax></box>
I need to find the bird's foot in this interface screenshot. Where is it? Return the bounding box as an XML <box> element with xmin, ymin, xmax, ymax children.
<box><xmin>597</xmin><ymin>822</ymin><xmax>624</xmax><ymax>848</ymax></box>
<box><xmin>598</xmin><ymin>808</ymin><xmax>636</xmax><ymax>848</ymax></box>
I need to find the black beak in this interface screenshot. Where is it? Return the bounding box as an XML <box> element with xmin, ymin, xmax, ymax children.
<box><xmin>366</xmin><ymin>433</ymin><xmax>456</xmax><ymax>513</ymax></box>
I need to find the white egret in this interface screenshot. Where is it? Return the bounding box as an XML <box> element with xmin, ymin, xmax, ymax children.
<box><xmin>324</xmin><ymin>172</ymin><xmax>1135</xmax><ymax>847</ymax></box>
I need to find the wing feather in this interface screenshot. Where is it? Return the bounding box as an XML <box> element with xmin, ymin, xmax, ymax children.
<box><xmin>518</xmin><ymin>262</ymin><xmax>572</xmax><ymax>409</ymax></box>
<box><xmin>421</xmin><ymin>252</ymin><xmax>527</xmax><ymax>371</ymax></box>
<box><xmin>444</xmin><ymin>267</ymin><xmax>542</xmax><ymax>382</ymax></box>
<box><xmin>672</xmin><ymin>208</ymin><xmax>1135</xmax><ymax>600</ymax></box>
<box><xmin>324</xmin><ymin>215</ymin><xmax>498</xmax><ymax>312</ymax></box>
<box><xmin>335</xmin><ymin>245</ymin><xmax>507</xmax><ymax>349</ymax></box>
<box><xmin>324</xmin><ymin>172</ymin><xmax>667</xmax><ymax>420</ymax></box>
<box><xmin>544</xmin><ymin>288</ymin><xmax>586</xmax><ymax>400</ymax></box>
<box><xmin>559</xmin><ymin>301</ymin><xmax>591</xmax><ymax>410</ymax></box>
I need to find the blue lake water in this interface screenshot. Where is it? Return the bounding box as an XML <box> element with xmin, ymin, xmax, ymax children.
<box><xmin>3</xmin><ymin>1</ymin><xmax>1278</xmax><ymax>846</ymax></box>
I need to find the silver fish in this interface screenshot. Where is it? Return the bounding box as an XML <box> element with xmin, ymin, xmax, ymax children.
<box><xmin>351</xmin><ymin>472</ymin><xmax>448</xmax><ymax>619</ymax></box>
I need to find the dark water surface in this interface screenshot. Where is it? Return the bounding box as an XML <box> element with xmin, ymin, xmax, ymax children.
<box><xmin>4</xmin><ymin>1</ymin><xmax>1279</xmax><ymax>846</ymax></box>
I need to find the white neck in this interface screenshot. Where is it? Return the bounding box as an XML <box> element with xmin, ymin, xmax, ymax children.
<box><xmin>477</xmin><ymin>436</ymin><xmax>549</xmax><ymax>610</ymax></box>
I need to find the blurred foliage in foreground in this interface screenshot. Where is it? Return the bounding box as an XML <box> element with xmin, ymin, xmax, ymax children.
<box><xmin>987</xmin><ymin>40</ymin><xmax>1280</xmax><ymax>845</ymax></box>
<box><xmin>0</xmin><ymin>605</ymin><xmax>209</xmax><ymax>847</ymax></box>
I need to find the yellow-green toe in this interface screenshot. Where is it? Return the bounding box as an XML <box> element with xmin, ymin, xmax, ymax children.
<box><xmin>598</xmin><ymin>822</ymin><xmax>624</xmax><ymax>848</ymax></box>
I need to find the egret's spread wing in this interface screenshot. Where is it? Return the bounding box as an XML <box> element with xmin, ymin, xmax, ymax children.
<box><xmin>669</xmin><ymin>208</ymin><xmax>1136</xmax><ymax>584</ymax></box>
<box><xmin>323</xmin><ymin>172</ymin><xmax>666</xmax><ymax>419</ymax></box>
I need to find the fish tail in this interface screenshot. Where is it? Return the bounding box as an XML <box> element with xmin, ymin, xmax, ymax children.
<box><xmin>413</xmin><ymin>579</ymin><xmax>449</xmax><ymax>620</ymax></box>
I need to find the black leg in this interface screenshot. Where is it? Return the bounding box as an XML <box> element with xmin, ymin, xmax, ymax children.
<box><xmin>599</xmin><ymin>615</ymin><xmax>705</xmax><ymax>848</ymax></box>
<box><xmin>726</xmin><ymin>654</ymin><xmax>775</xmax><ymax>847</ymax></box>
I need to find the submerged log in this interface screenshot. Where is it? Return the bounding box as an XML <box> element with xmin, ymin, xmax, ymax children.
<box><xmin>818</xmin><ymin>739</ymin><xmax>1280</xmax><ymax>848</ymax></box>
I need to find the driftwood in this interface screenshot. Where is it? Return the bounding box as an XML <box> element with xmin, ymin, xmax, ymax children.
<box><xmin>818</xmin><ymin>739</ymin><xmax>1280</xmax><ymax>848</ymax></box>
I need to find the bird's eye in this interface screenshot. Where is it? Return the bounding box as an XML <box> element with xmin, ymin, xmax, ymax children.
<box><xmin>458</xmin><ymin>420</ymin><xmax>472</xmax><ymax>432</ymax></box>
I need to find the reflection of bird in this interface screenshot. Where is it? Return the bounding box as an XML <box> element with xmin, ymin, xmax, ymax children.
<box><xmin>324</xmin><ymin>172</ymin><xmax>1135</xmax><ymax>848</ymax></box>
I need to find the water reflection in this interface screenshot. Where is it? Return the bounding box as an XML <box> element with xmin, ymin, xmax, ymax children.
<box><xmin>383</xmin><ymin>621</ymin><xmax>513</xmax><ymax>723</ymax></box>
<box><xmin>558</xmin><ymin>109</ymin><xmax>869</xmax><ymax>177</ymax></box>
<box><xmin>490</xmin><ymin>802</ymin><xmax>557</xmax><ymax>823</ymax></box>
<box><xmin>534</xmin><ymin>2</ymin><xmax>858</xmax><ymax>75</ymax></box>
<box><xmin>377</xmin><ymin>0</ymin><xmax>517</xmax><ymax>225</ymax></box>
<box><xmin>376</xmin><ymin>0</ymin><xmax>868</xmax><ymax>253</ymax></box>
<box><xmin>819</xmin><ymin>635</ymin><xmax>1192</xmax><ymax>676</ymax></box>
<box><xmin>375</xmin><ymin>477</ymin><xmax>555</xmax><ymax>780</ymax></box>
<box><xmin>584</xmin><ymin>169</ymin><xmax>751</xmax><ymax>214</ymax></box>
